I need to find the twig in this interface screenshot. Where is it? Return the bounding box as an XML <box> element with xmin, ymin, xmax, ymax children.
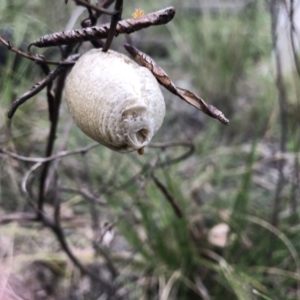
<box><xmin>0</xmin><ymin>36</ymin><xmax>75</xmax><ymax>65</ymax></box>
<box><xmin>96</xmin><ymin>0</ymin><xmax>115</xmax><ymax>18</ymax></box>
<box><xmin>151</xmin><ymin>142</ymin><xmax>195</xmax><ymax>168</ymax></box>
<box><xmin>38</xmin><ymin>63</ymin><xmax>56</xmax><ymax>123</ymax></box>
<box><xmin>149</xmin><ymin>141</ymin><xmax>194</xmax><ymax>149</ymax></box>
<box><xmin>124</xmin><ymin>44</ymin><xmax>229</xmax><ymax>125</ymax></box>
<box><xmin>73</xmin><ymin>0</ymin><xmax>118</xmax><ymax>16</ymax></box>
<box><xmin>37</xmin><ymin>67</ymin><xmax>69</xmax><ymax>214</ymax></box>
<box><xmin>80</xmin><ymin>0</ymin><xmax>115</xmax><ymax>48</ymax></box>
<box><xmin>27</xmin><ymin>7</ymin><xmax>175</xmax><ymax>49</ymax></box>
<box><xmin>0</xmin><ymin>212</ymin><xmax>38</xmax><ymax>224</ymax></box>
<box><xmin>45</xmin><ymin>117</ymin><xmax>73</xmax><ymax>195</ymax></box>
<box><xmin>7</xmin><ymin>54</ymin><xmax>80</xmax><ymax>119</ymax></box>
<box><xmin>99</xmin><ymin>141</ymin><xmax>195</xmax><ymax>195</ymax></box>
<box><xmin>19</xmin><ymin>143</ymin><xmax>98</xmax><ymax>198</ymax></box>
<box><xmin>0</xmin><ymin>141</ymin><xmax>194</xmax><ymax>165</ymax></box>
<box><xmin>151</xmin><ymin>174</ymin><xmax>183</xmax><ymax>218</ymax></box>
<box><xmin>102</xmin><ymin>0</ymin><xmax>123</xmax><ymax>52</ymax></box>
<box><xmin>59</xmin><ymin>186</ymin><xmax>106</xmax><ymax>205</ymax></box>
<box><xmin>0</xmin><ymin>143</ymin><xmax>99</xmax><ymax>163</ymax></box>
<box><xmin>40</xmin><ymin>213</ymin><xmax>114</xmax><ymax>294</ymax></box>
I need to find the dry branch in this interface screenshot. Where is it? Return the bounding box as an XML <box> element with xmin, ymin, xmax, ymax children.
<box><xmin>28</xmin><ymin>7</ymin><xmax>175</xmax><ymax>49</ymax></box>
<box><xmin>7</xmin><ymin>54</ymin><xmax>80</xmax><ymax>118</ymax></box>
<box><xmin>124</xmin><ymin>44</ymin><xmax>229</xmax><ymax>125</ymax></box>
<box><xmin>73</xmin><ymin>0</ymin><xmax>118</xmax><ymax>16</ymax></box>
<box><xmin>0</xmin><ymin>36</ymin><xmax>75</xmax><ymax>65</ymax></box>
<box><xmin>152</xmin><ymin>174</ymin><xmax>183</xmax><ymax>218</ymax></box>
<box><xmin>102</xmin><ymin>0</ymin><xmax>123</xmax><ymax>52</ymax></box>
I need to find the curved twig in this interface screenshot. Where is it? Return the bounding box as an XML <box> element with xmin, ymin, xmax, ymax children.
<box><xmin>151</xmin><ymin>141</ymin><xmax>195</xmax><ymax>168</ymax></box>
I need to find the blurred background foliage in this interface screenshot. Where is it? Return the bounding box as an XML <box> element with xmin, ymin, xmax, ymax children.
<box><xmin>0</xmin><ymin>0</ymin><xmax>300</xmax><ymax>299</ymax></box>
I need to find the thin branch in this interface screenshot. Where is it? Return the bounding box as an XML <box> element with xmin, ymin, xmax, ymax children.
<box><xmin>149</xmin><ymin>141</ymin><xmax>195</xmax><ymax>149</ymax></box>
<box><xmin>38</xmin><ymin>63</ymin><xmax>56</xmax><ymax>123</ymax></box>
<box><xmin>102</xmin><ymin>0</ymin><xmax>123</xmax><ymax>52</ymax></box>
<box><xmin>151</xmin><ymin>174</ymin><xmax>183</xmax><ymax>218</ymax></box>
<box><xmin>96</xmin><ymin>0</ymin><xmax>115</xmax><ymax>18</ymax></box>
<box><xmin>0</xmin><ymin>212</ymin><xmax>38</xmax><ymax>224</ymax></box>
<box><xmin>22</xmin><ymin>162</ymin><xmax>43</xmax><ymax>196</ymax></box>
<box><xmin>150</xmin><ymin>141</ymin><xmax>195</xmax><ymax>167</ymax></box>
<box><xmin>59</xmin><ymin>186</ymin><xmax>106</xmax><ymax>205</ymax></box>
<box><xmin>40</xmin><ymin>213</ymin><xmax>115</xmax><ymax>294</ymax></box>
<box><xmin>0</xmin><ymin>211</ymin><xmax>79</xmax><ymax>225</ymax></box>
<box><xmin>45</xmin><ymin>117</ymin><xmax>73</xmax><ymax>195</ymax></box>
<box><xmin>73</xmin><ymin>0</ymin><xmax>118</xmax><ymax>16</ymax></box>
<box><xmin>0</xmin><ymin>36</ymin><xmax>76</xmax><ymax>65</ymax></box>
<box><xmin>27</xmin><ymin>7</ymin><xmax>175</xmax><ymax>49</ymax></box>
<box><xmin>124</xmin><ymin>44</ymin><xmax>229</xmax><ymax>125</ymax></box>
<box><xmin>37</xmin><ymin>49</ymin><xmax>71</xmax><ymax>214</ymax></box>
<box><xmin>7</xmin><ymin>54</ymin><xmax>80</xmax><ymax>119</ymax></box>
<box><xmin>19</xmin><ymin>144</ymin><xmax>98</xmax><ymax>196</ymax></box>
<box><xmin>0</xmin><ymin>143</ymin><xmax>99</xmax><ymax>163</ymax></box>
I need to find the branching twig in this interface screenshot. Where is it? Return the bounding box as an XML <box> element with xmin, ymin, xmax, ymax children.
<box><xmin>96</xmin><ymin>0</ymin><xmax>115</xmax><ymax>19</ymax></box>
